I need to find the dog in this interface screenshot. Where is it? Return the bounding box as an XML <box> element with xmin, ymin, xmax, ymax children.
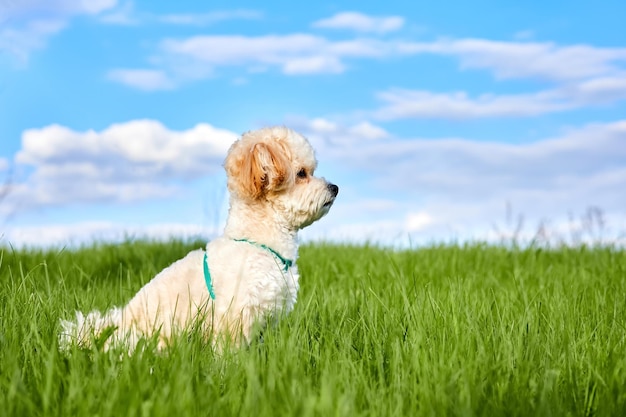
<box><xmin>59</xmin><ymin>126</ymin><xmax>338</xmax><ymax>352</ymax></box>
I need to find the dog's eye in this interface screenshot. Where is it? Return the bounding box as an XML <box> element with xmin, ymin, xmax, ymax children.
<box><xmin>297</xmin><ymin>169</ymin><xmax>307</xmax><ymax>179</ymax></box>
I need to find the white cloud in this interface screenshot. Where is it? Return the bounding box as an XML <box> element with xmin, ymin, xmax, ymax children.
<box><xmin>0</xmin><ymin>0</ymin><xmax>117</xmax><ymax>63</ymax></box>
<box><xmin>8</xmin><ymin>120</ymin><xmax>237</xmax><ymax>209</ymax></box>
<box><xmin>105</xmin><ymin>35</ymin><xmax>418</xmax><ymax>88</ymax></box>
<box><xmin>107</xmin><ymin>69</ymin><xmax>176</xmax><ymax>91</ymax></box>
<box><xmin>372</xmin><ymin>89</ymin><xmax>569</xmax><ymax>119</ymax></box>
<box><xmin>1</xmin><ymin>221</ymin><xmax>216</xmax><ymax>248</ymax></box>
<box><xmin>301</xmin><ymin>218</ymin><xmax>408</xmax><ymax>244</ymax></box>
<box><xmin>288</xmin><ymin>117</ymin><xmax>389</xmax><ymax>151</ymax></box>
<box><xmin>0</xmin><ymin>0</ymin><xmax>117</xmax><ymax>19</ymax></box>
<box><xmin>359</xmin><ymin>38</ymin><xmax>626</xmax><ymax>120</ymax></box>
<box><xmin>346</xmin><ymin>121</ymin><xmax>389</xmax><ymax>140</ymax></box>
<box><xmin>156</xmin><ymin>34</ymin><xmax>361</xmax><ymax>77</ymax></box>
<box><xmin>0</xmin><ymin>19</ymin><xmax>66</xmax><ymax>63</ymax></box>
<box><xmin>97</xmin><ymin>3</ymin><xmax>262</xmax><ymax>26</ymax></box>
<box><xmin>98</xmin><ymin>0</ymin><xmax>138</xmax><ymax>25</ymax></box>
<box><xmin>406</xmin><ymin>211</ymin><xmax>434</xmax><ymax>232</ymax></box>
<box><xmin>3</xmin><ymin>117</ymin><xmax>625</xmax><ymax>247</ymax></box>
<box><xmin>370</xmin><ymin>71</ymin><xmax>626</xmax><ymax>120</ymax></box>
<box><xmin>297</xmin><ymin>117</ymin><xmax>626</xmax><ymax>244</ymax></box>
<box><xmin>312</xmin><ymin>12</ymin><xmax>404</xmax><ymax>34</ymax></box>
<box><xmin>158</xmin><ymin>9</ymin><xmax>262</xmax><ymax>25</ymax></box>
<box><xmin>110</xmin><ymin>27</ymin><xmax>626</xmax><ymax>109</ymax></box>
<box><xmin>160</xmin><ymin>34</ymin><xmax>335</xmax><ymax>73</ymax></box>
<box><xmin>572</xmin><ymin>76</ymin><xmax>626</xmax><ymax>103</ymax></box>
<box><xmin>304</xmin><ymin>192</ymin><xmax>626</xmax><ymax>247</ymax></box>
<box><xmin>322</xmin><ymin>120</ymin><xmax>626</xmax><ymax>198</ymax></box>
<box><xmin>282</xmin><ymin>55</ymin><xmax>345</xmax><ymax>75</ymax></box>
<box><xmin>402</xmin><ymin>38</ymin><xmax>626</xmax><ymax>82</ymax></box>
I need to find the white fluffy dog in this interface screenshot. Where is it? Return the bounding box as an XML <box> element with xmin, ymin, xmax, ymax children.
<box><xmin>59</xmin><ymin>126</ymin><xmax>338</xmax><ymax>351</ymax></box>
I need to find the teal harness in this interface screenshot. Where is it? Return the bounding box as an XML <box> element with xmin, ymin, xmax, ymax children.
<box><xmin>202</xmin><ymin>252</ymin><xmax>216</xmax><ymax>300</ymax></box>
<box><xmin>203</xmin><ymin>239</ymin><xmax>293</xmax><ymax>300</ymax></box>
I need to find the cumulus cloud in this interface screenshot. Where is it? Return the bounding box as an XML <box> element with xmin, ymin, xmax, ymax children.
<box><xmin>296</xmin><ymin>117</ymin><xmax>626</xmax><ymax>244</ymax></box>
<box><xmin>4</xmin><ymin>117</ymin><xmax>625</xmax><ymax>247</ymax></box>
<box><xmin>312</xmin><ymin>12</ymin><xmax>404</xmax><ymax>34</ymax></box>
<box><xmin>9</xmin><ymin>120</ymin><xmax>237</xmax><ymax>209</ymax></box>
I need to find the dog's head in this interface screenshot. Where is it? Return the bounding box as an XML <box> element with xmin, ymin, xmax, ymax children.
<box><xmin>224</xmin><ymin>126</ymin><xmax>338</xmax><ymax>229</ymax></box>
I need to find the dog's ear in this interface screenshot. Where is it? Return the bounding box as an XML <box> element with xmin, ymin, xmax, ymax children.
<box><xmin>225</xmin><ymin>140</ymin><xmax>292</xmax><ymax>199</ymax></box>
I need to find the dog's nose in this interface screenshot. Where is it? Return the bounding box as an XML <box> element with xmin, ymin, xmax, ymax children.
<box><xmin>327</xmin><ymin>183</ymin><xmax>339</xmax><ymax>197</ymax></box>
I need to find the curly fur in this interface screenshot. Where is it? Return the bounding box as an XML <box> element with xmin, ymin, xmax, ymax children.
<box><xmin>59</xmin><ymin>126</ymin><xmax>338</xmax><ymax>352</ymax></box>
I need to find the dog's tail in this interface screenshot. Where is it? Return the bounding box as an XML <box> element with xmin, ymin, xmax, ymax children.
<box><xmin>58</xmin><ymin>307</ymin><xmax>123</xmax><ymax>352</ymax></box>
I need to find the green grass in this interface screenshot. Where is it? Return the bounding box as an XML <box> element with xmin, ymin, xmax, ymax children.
<box><xmin>1</xmin><ymin>240</ymin><xmax>625</xmax><ymax>416</ymax></box>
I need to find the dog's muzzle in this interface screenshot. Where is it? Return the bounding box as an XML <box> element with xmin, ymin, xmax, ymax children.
<box><xmin>323</xmin><ymin>182</ymin><xmax>339</xmax><ymax>208</ymax></box>
<box><xmin>327</xmin><ymin>183</ymin><xmax>339</xmax><ymax>197</ymax></box>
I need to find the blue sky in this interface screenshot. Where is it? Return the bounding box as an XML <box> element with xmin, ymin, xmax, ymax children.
<box><xmin>1</xmin><ymin>0</ymin><xmax>625</xmax><ymax>247</ymax></box>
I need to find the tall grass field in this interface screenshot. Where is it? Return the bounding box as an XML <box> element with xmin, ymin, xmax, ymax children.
<box><xmin>1</xmin><ymin>240</ymin><xmax>625</xmax><ymax>416</ymax></box>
